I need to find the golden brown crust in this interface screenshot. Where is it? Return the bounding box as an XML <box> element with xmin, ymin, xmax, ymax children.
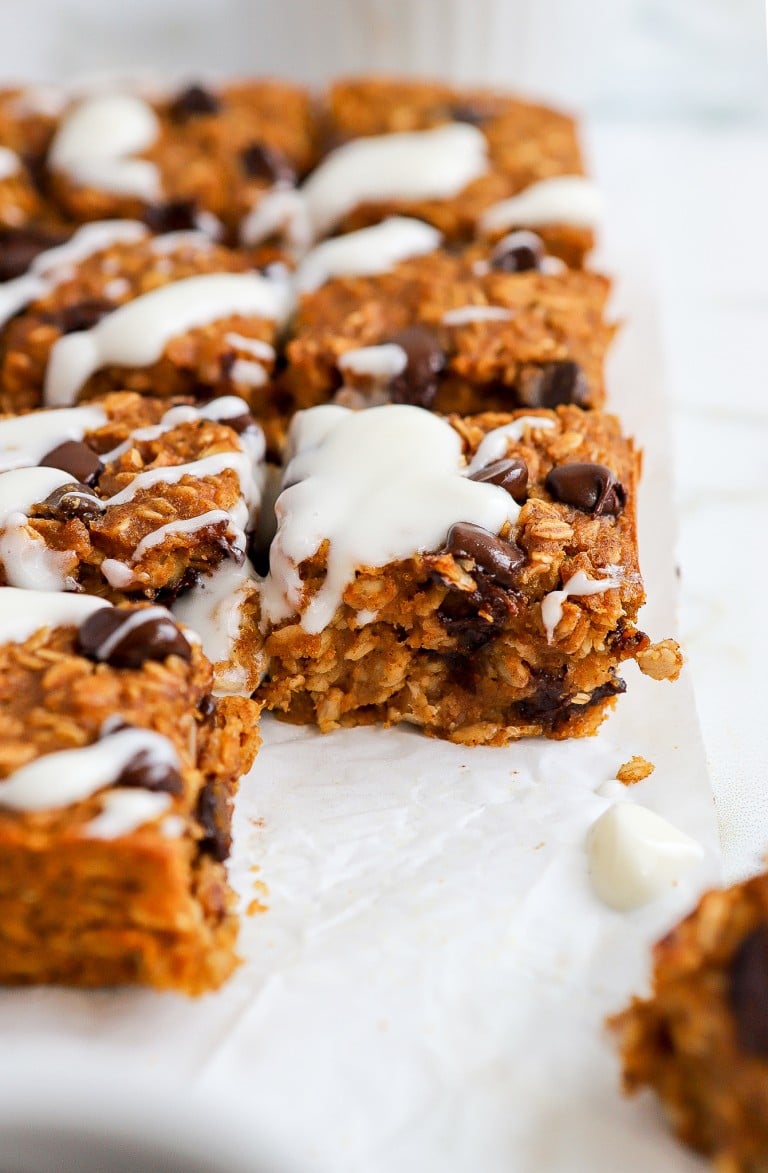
<box><xmin>0</xmin><ymin>618</ymin><xmax>261</xmax><ymax>993</ymax></box>
<box><xmin>611</xmin><ymin>873</ymin><xmax>768</xmax><ymax>1171</ymax></box>
<box><xmin>259</xmin><ymin>407</ymin><xmax>679</xmax><ymax>744</ymax></box>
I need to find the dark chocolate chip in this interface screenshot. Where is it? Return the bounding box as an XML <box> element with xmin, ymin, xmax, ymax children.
<box><xmin>196</xmin><ymin>780</ymin><xmax>232</xmax><ymax>862</ymax></box>
<box><xmin>517</xmin><ymin>360</ymin><xmax>589</xmax><ymax>408</ymax></box>
<box><xmin>39</xmin><ymin>298</ymin><xmax>114</xmax><ymax>335</ymax></box>
<box><xmin>490</xmin><ymin>231</ymin><xmax>545</xmax><ymax>274</ymax></box>
<box><xmin>469</xmin><ymin>457</ymin><xmax>528</xmax><ymax>504</ymax></box>
<box><xmin>437</xmin><ymin>580</ymin><xmax>512</xmax><ymax>652</ymax></box>
<box><xmin>445</xmin><ymin>522</ymin><xmax>525</xmax><ymax>588</ymax></box>
<box><xmin>78</xmin><ymin>607</ymin><xmax>192</xmax><ymax>669</ymax></box>
<box><xmin>730</xmin><ymin>926</ymin><xmax>768</xmax><ymax>1056</ymax></box>
<box><xmin>143</xmin><ymin>198</ymin><xmax>199</xmax><ymax>234</ymax></box>
<box><xmin>448</xmin><ymin>103</ymin><xmax>489</xmax><ymax>127</ymax></box>
<box><xmin>115</xmin><ymin>748</ymin><xmax>184</xmax><ymax>796</ymax></box>
<box><xmin>545</xmin><ymin>462</ymin><xmax>626</xmax><ymax>516</ymax></box>
<box><xmin>198</xmin><ymin>693</ymin><xmax>216</xmax><ymax>717</ymax></box>
<box><xmin>388</xmin><ymin>325</ymin><xmax>446</xmax><ymax>408</ymax></box>
<box><xmin>0</xmin><ymin>225</ymin><xmax>69</xmax><ymax>282</ymax></box>
<box><xmin>42</xmin><ymin>480</ymin><xmax>104</xmax><ymax>521</ymax></box>
<box><xmin>168</xmin><ymin>83</ymin><xmax>221</xmax><ymax>122</ymax></box>
<box><xmin>516</xmin><ymin>671</ymin><xmax>626</xmax><ymax>726</ymax></box>
<box><xmin>40</xmin><ymin>440</ymin><xmax>103</xmax><ymax>486</ymax></box>
<box><xmin>240</xmin><ymin>142</ymin><xmax>296</xmax><ymax>185</ymax></box>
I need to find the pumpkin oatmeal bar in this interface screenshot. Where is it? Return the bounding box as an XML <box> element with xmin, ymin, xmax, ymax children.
<box><xmin>283</xmin><ymin>229</ymin><xmax>613</xmax><ymax>426</ymax></box>
<box><xmin>0</xmin><ymin>590</ymin><xmax>261</xmax><ymax>993</ymax></box>
<box><xmin>317</xmin><ymin>76</ymin><xmax>598</xmax><ymax>267</ymax></box>
<box><xmin>258</xmin><ymin>402</ymin><xmax>680</xmax><ymax>745</ymax></box>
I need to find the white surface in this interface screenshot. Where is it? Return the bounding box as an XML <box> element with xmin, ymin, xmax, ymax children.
<box><xmin>0</xmin><ymin>251</ymin><xmax>720</xmax><ymax>1172</ymax></box>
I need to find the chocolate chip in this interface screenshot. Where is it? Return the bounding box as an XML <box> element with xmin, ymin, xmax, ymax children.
<box><xmin>115</xmin><ymin>748</ymin><xmax>184</xmax><ymax>796</ymax></box>
<box><xmin>445</xmin><ymin>522</ymin><xmax>525</xmax><ymax>588</ymax></box>
<box><xmin>0</xmin><ymin>225</ymin><xmax>68</xmax><ymax>282</ymax></box>
<box><xmin>143</xmin><ymin>198</ymin><xmax>199</xmax><ymax>234</ymax></box>
<box><xmin>545</xmin><ymin>462</ymin><xmax>626</xmax><ymax>516</ymax></box>
<box><xmin>223</xmin><ymin>411</ymin><xmax>259</xmax><ymax>436</ymax></box>
<box><xmin>516</xmin><ymin>672</ymin><xmax>626</xmax><ymax>726</ymax></box>
<box><xmin>240</xmin><ymin>142</ymin><xmax>296</xmax><ymax>185</ymax></box>
<box><xmin>198</xmin><ymin>693</ymin><xmax>216</xmax><ymax>717</ymax></box>
<box><xmin>469</xmin><ymin>457</ymin><xmax>528</xmax><ymax>504</ymax></box>
<box><xmin>40</xmin><ymin>440</ymin><xmax>103</xmax><ymax>486</ymax></box>
<box><xmin>517</xmin><ymin>360</ymin><xmax>589</xmax><ymax>408</ymax></box>
<box><xmin>388</xmin><ymin>325</ymin><xmax>446</xmax><ymax>408</ymax></box>
<box><xmin>437</xmin><ymin>581</ymin><xmax>512</xmax><ymax>652</ymax></box>
<box><xmin>42</xmin><ymin>480</ymin><xmax>104</xmax><ymax>521</ymax></box>
<box><xmin>196</xmin><ymin>780</ymin><xmax>232</xmax><ymax>862</ymax></box>
<box><xmin>78</xmin><ymin>608</ymin><xmax>192</xmax><ymax>669</ymax></box>
<box><xmin>168</xmin><ymin>83</ymin><xmax>221</xmax><ymax>122</ymax></box>
<box><xmin>490</xmin><ymin>231</ymin><xmax>545</xmax><ymax>274</ymax></box>
<box><xmin>730</xmin><ymin>926</ymin><xmax>768</xmax><ymax>1056</ymax></box>
<box><xmin>448</xmin><ymin>103</ymin><xmax>489</xmax><ymax>127</ymax></box>
<box><xmin>40</xmin><ymin>298</ymin><xmax>114</xmax><ymax>335</ymax></box>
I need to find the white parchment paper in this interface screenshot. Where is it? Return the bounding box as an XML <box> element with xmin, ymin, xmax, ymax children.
<box><xmin>0</xmin><ymin>266</ymin><xmax>719</xmax><ymax>1173</ymax></box>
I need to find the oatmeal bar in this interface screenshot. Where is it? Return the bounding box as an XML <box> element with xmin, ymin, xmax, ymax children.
<box><xmin>611</xmin><ymin>871</ymin><xmax>768</xmax><ymax>1171</ymax></box>
<box><xmin>258</xmin><ymin>403</ymin><xmax>681</xmax><ymax>745</ymax></box>
<box><xmin>284</xmin><ymin>224</ymin><xmax>613</xmax><ymax>422</ymax></box>
<box><xmin>0</xmin><ymin>221</ymin><xmax>291</xmax><ymax>417</ymax></box>
<box><xmin>0</xmin><ymin>391</ymin><xmax>265</xmax><ymax>693</ymax></box>
<box><xmin>0</xmin><ymin>588</ymin><xmax>261</xmax><ymax>992</ymax></box>
<box><xmin>312</xmin><ymin>77</ymin><xmax>598</xmax><ymax>267</ymax></box>
<box><xmin>43</xmin><ymin>80</ymin><xmax>319</xmax><ymax>244</ymax></box>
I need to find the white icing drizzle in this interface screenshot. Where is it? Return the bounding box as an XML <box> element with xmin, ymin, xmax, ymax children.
<box><xmin>261</xmin><ymin>404</ymin><xmax>519</xmax><ymax>635</ymax></box>
<box><xmin>541</xmin><ymin>568</ymin><xmax>622</xmax><ymax>643</ymax></box>
<box><xmin>442</xmin><ymin>305</ymin><xmax>514</xmax><ymax>326</ymax></box>
<box><xmin>282</xmin><ymin>404</ymin><xmax>351</xmax><ymax>466</ymax></box>
<box><xmin>100</xmin><ymin>511</ymin><xmax>242</xmax><ymax>589</ymax></box>
<box><xmin>149</xmin><ymin>230</ymin><xmax>214</xmax><ymax>255</ymax></box>
<box><xmin>302</xmin><ymin>124</ymin><xmax>488</xmax><ymax>239</ymax></box>
<box><xmin>81</xmin><ymin>789</ymin><xmax>172</xmax><ymax>839</ymax></box>
<box><xmin>97</xmin><ymin>396</ymin><xmax>263</xmax><ymax>465</ymax></box>
<box><xmin>0</xmin><ymin>467</ymin><xmax>78</xmax><ymax>590</ymax></box>
<box><xmin>0</xmin><ymin>220</ymin><xmax>147</xmax><ymax>328</ymax></box>
<box><xmin>466</xmin><ymin>416</ymin><xmax>556</xmax><ymax>474</ymax></box>
<box><xmin>294</xmin><ymin>217</ymin><xmax>442</xmax><ymax>294</ymax></box>
<box><xmin>239</xmin><ymin>187</ymin><xmax>312</xmax><ymax>252</ymax></box>
<box><xmin>224</xmin><ymin>333</ymin><xmax>276</xmax><ymax>363</ymax></box>
<box><xmin>338</xmin><ymin>344</ymin><xmax>408</xmax><ymax>382</ymax></box>
<box><xmin>0</xmin><ymin>586</ymin><xmax>108</xmax><ymax>645</ymax></box>
<box><xmin>587</xmin><ymin>803</ymin><xmax>704</xmax><ymax>911</ymax></box>
<box><xmin>104</xmin><ymin>450</ymin><xmax>258</xmax><ymax>509</ymax></box>
<box><xmin>479</xmin><ymin>176</ymin><xmax>604</xmax><ymax>235</ymax></box>
<box><xmin>230</xmin><ymin>359</ymin><xmax>268</xmax><ymax>388</ymax></box>
<box><xmin>44</xmin><ymin>272</ymin><xmax>293</xmax><ymax>407</ymax></box>
<box><xmin>172</xmin><ymin>558</ymin><xmax>258</xmax><ymax>694</ymax></box>
<box><xmin>0</xmin><ymin>147</ymin><xmax>21</xmax><ymax>181</ymax></box>
<box><xmin>0</xmin><ymin>726</ymin><xmax>180</xmax><ymax>813</ymax></box>
<box><xmin>48</xmin><ymin>94</ymin><xmax>162</xmax><ymax>200</ymax></box>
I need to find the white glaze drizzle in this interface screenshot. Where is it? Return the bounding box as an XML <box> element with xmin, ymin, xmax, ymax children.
<box><xmin>81</xmin><ymin>788</ymin><xmax>173</xmax><ymax>838</ymax></box>
<box><xmin>442</xmin><ymin>305</ymin><xmax>513</xmax><ymax>326</ymax></box>
<box><xmin>230</xmin><ymin>359</ymin><xmax>268</xmax><ymax>388</ymax></box>
<box><xmin>541</xmin><ymin>568</ymin><xmax>622</xmax><ymax>644</ymax></box>
<box><xmin>465</xmin><ymin>416</ymin><xmax>556</xmax><ymax>474</ymax></box>
<box><xmin>479</xmin><ymin>176</ymin><xmax>604</xmax><ymax>235</ymax></box>
<box><xmin>294</xmin><ymin>217</ymin><xmax>442</xmax><ymax>293</ymax></box>
<box><xmin>44</xmin><ymin>272</ymin><xmax>293</xmax><ymax>407</ymax></box>
<box><xmin>239</xmin><ymin>187</ymin><xmax>312</xmax><ymax>252</ymax></box>
<box><xmin>0</xmin><ymin>586</ymin><xmax>108</xmax><ymax>644</ymax></box>
<box><xmin>301</xmin><ymin>123</ymin><xmax>488</xmax><ymax>239</ymax></box>
<box><xmin>148</xmin><ymin>230</ymin><xmax>214</xmax><ymax>255</ymax></box>
<box><xmin>224</xmin><ymin>333</ymin><xmax>276</xmax><ymax>363</ymax></box>
<box><xmin>0</xmin><ymin>220</ymin><xmax>147</xmax><ymax>327</ymax></box>
<box><xmin>261</xmin><ymin>404</ymin><xmax>520</xmax><ymax>635</ymax></box>
<box><xmin>100</xmin><ymin>511</ymin><xmax>242</xmax><ymax>589</ymax></box>
<box><xmin>48</xmin><ymin>93</ymin><xmax>162</xmax><ymax>200</ymax></box>
<box><xmin>104</xmin><ymin>450</ymin><xmax>258</xmax><ymax>509</ymax></box>
<box><xmin>587</xmin><ymin>803</ymin><xmax>704</xmax><ymax>911</ymax></box>
<box><xmin>172</xmin><ymin>557</ymin><xmax>259</xmax><ymax>694</ymax></box>
<box><xmin>0</xmin><ymin>466</ymin><xmax>78</xmax><ymax>590</ymax></box>
<box><xmin>337</xmin><ymin>344</ymin><xmax>408</xmax><ymax>382</ymax></box>
<box><xmin>97</xmin><ymin>396</ymin><xmax>263</xmax><ymax>464</ymax></box>
<box><xmin>0</xmin><ymin>147</ymin><xmax>21</xmax><ymax>181</ymax></box>
<box><xmin>0</xmin><ymin>726</ymin><xmax>180</xmax><ymax>813</ymax></box>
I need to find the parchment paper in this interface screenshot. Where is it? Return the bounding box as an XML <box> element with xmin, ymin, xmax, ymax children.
<box><xmin>0</xmin><ymin>263</ymin><xmax>719</xmax><ymax>1173</ymax></box>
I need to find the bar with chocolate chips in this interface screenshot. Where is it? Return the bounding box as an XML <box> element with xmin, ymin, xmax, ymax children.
<box><xmin>0</xmin><ymin>589</ymin><xmax>261</xmax><ymax>993</ymax></box>
<box><xmin>321</xmin><ymin>77</ymin><xmax>599</xmax><ymax>266</ymax></box>
<box><xmin>611</xmin><ymin>870</ymin><xmax>768</xmax><ymax>1171</ymax></box>
<box><xmin>282</xmin><ymin>230</ymin><xmax>613</xmax><ymax>429</ymax></box>
<box><xmin>258</xmin><ymin>402</ymin><xmax>681</xmax><ymax>746</ymax></box>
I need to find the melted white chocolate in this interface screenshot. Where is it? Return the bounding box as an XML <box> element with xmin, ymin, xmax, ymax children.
<box><xmin>49</xmin><ymin>93</ymin><xmax>162</xmax><ymax>200</ymax></box>
<box><xmin>0</xmin><ymin>587</ymin><xmax>108</xmax><ymax>645</ymax></box>
<box><xmin>295</xmin><ymin>217</ymin><xmax>442</xmax><ymax>293</ymax></box>
<box><xmin>587</xmin><ymin>803</ymin><xmax>704</xmax><ymax>911</ymax></box>
<box><xmin>480</xmin><ymin>176</ymin><xmax>603</xmax><ymax>235</ymax></box>
<box><xmin>540</xmin><ymin>569</ymin><xmax>622</xmax><ymax>643</ymax></box>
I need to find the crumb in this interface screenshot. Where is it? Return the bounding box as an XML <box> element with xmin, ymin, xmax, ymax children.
<box><xmin>616</xmin><ymin>756</ymin><xmax>655</xmax><ymax>785</ymax></box>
